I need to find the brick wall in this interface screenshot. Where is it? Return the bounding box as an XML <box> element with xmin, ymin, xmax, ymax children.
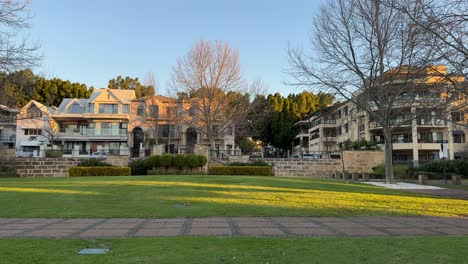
<box><xmin>3</xmin><ymin>158</ymin><xmax>81</xmax><ymax>178</ymax></box>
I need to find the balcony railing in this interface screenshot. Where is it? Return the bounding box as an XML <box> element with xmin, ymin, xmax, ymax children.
<box><xmin>58</xmin><ymin>128</ymin><xmax>127</xmax><ymax>138</ymax></box>
<box><xmin>417</xmin><ymin>119</ymin><xmax>446</xmax><ymax>126</ymax></box>
<box><xmin>417</xmin><ymin>139</ymin><xmax>448</xmax><ymax>143</ymax></box>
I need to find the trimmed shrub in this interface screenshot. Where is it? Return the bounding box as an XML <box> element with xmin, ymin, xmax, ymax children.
<box><xmin>417</xmin><ymin>159</ymin><xmax>468</xmax><ymax>178</ymax></box>
<box><xmin>210</xmin><ymin>166</ymin><xmax>272</xmax><ymax>176</ymax></box>
<box><xmin>129</xmin><ymin>159</ymin><xmax>149</xmax><ymax>175</ymax></box>
<box><xmin>186</xmin><ymin>154</ymin><xmax>199</xmax><ymax>171</ymax></box>
<box><xmin>0</xmin><ymin>165</ymin><xmax>17</xmax><ymax>177</ymax></box>
<box><xmin>45</xmin><ymin>150</ymin><xmax>62</xmax><ymax>158</ymax></box>
<box><xmin>173</xmin><ymin>155</ymin><xmax>187</xmax><ymax>170</ymax></box>
<box><xmin>228</xmin><ymin>161</ymin><xmax>270</xmax><ymax>167</ymax></box>
<box><xmin>69</xmin><ymin>166</ymin><xmax>131</xmax><ymax>176</ymax></box>
<box><xmin>147</xmin><ymin>169</ymin><xmax>206</xmax><ymax>175</ymax></box>
<box><xmin>372</xmin><ymin>164</ymin><xmax>411</xmax><ymax>180</ymax></box>
<box><xmin>79</xmin><ymin>158</ymin><xmax>112</xmax><ymax>167</ymax></box>
<box><xmin>160</xmin><ymin>154</ymin><xmax>174</xmax><ymax>171</ymax></box>
<box><xmin>145</xmin><ymin>155</ymin><xmax>161</xmax><ymax>170</ymax></box>
<box><xmin>197</xmin><ymin>155</ymin><xmax>208</xmax><ymax>169</ymax></box>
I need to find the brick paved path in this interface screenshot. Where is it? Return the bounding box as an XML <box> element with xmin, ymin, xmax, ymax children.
<box><xmin>1</xmin><ymin>216</ymin><xmax>468</xmax><ymax>238</ymax></box>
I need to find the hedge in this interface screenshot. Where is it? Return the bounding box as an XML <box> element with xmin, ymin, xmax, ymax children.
<box><xmin>417</xmin><ymin>159</ymin><xmax>468</xmax><ymax>178</ymax></box>
<box><xmin>78</xmin><ymin>158</ymin><xmax>112</xmax><ymax>167</ymax></box>
<box><xmin>69</xmin><ymin>166</ymin><xmax>131</xmax><ymax>177</ymax></box>
<box><xmin>210</xmin><ymin>166</ymin><xmax>272</xmax><ymax>176</ymax></box>
<box><xmin>147</xmin><ymin>169</ymin><xmax>206</xmax><ymax>176</ymax></box>
<box><xmin>372</xmin><ymin>164</ymin><xmax>411</xmax><ymax>180</ymax></box>
<box><xmin>45</xmin><ymin>150</ymin><xmax>62</xmax><ymax>158</ymax></box>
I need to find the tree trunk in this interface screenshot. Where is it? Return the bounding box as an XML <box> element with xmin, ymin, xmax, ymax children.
<box><xmin>383</xmin><ymin>127</ymin><xmax>396</xmax><ymax>184</ymax></box>
<box><xmin>209</xmin><ymin>137</ymin><xmax>216</xmax><ymax>158</ymax></box>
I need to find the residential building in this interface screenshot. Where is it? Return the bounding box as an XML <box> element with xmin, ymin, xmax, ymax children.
<box><xmin>16</xmin><ymin>100</ymin><xmax>56</xmax><ymax>157</ymax></box>
<box><xmin>0</xmin><ymin>104</ymin><xmax>19</xmax><ymax>158</ymax></box>
<box><xmin>292</xmin><ymin>66</ymin><xmax>468</xmax><ymax>165</ymax></box>
<box><xmin>129</xmin><ymin>95</ymin><xmax>236</xmax><ymax>157</ymax></box>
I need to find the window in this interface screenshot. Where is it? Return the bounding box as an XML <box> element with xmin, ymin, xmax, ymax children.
<box><xmin>88</xmin><ymin>104</ymin><xmax>94</xmax><ymax>113</ymax></box>
<box><xmin>24</xmin><ymin>129</ymin><xmax>42</xmax><ymax>135</ymax></box>
<box><xmin>99</xmin><ymin>104</ymin><xmax>118</xmax><ymax>114</ymax></box>
<box><xmin>159</xmin><ymin>124</ymin><xmax>169</xmax><ymax>137</ymax></box>
<box><xmin>122</xmin><ymin>104</ymin><xmax>130</xmax><ymax>113</ymax></box>
<box><xmin>337</xmin><ymin>111</ymin><xmax>342</xmax><ymax>119</ymax></box>
<box><xmin>452</xmin><ymin>112</ymin><xmax>462</xmax><ymax>122</ymax></box>
<box><xmin>343</xmin><ymin>107</ymin><xmax>348</xmax><ymax>116</ymax></box>
<box><xmin>149</xmin><ymin>105</ymin><xmax>159</xmax><ymax>117</ymax></box>
<box><xmin>336</xmin><ymin>126</ymin><xmax>342</xmax><ymax>136</ymax></box>
<box><xmin>27</xmin><ymin>107</ymin><xmax>42</xmax><ymax>119</ymax></box>
<box><xmin>343</xmin><ymin>123</ymin><xmax>349</xmax><ymax>133</ymax></box>
<box><xmin>137</xmin><ymin>104</ymin><xmax>145</xmax><ymax>116</ymax></box>
<box><xmin>226</xmin><ymin>126</ymin><xmax>233</xmax><ymax>136</ymax></box>
<box><xmin>453</xmin><ymin>131</ymin><xmax>466</xmax><ymax>143</ymax></box>
<box><xmin>68</xmin><ymin>102</ymin><xmax>82</xmax><ymax>113</ymax></box>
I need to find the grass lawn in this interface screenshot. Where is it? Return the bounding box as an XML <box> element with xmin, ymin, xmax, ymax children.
<box><xmin>0</xmin><ymin>175</ymin><xmax>468</xmax><ymax>218</ymax></box>
<box><xmin>1</xmin><ymin>236</ymin><xmax>468</xmax><ymax>264</ymax></box>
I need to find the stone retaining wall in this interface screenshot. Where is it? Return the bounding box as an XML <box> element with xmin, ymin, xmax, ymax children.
<box><xmin>343</xmin><ymin>151</ymin><xmax>384</xmax><ymax>173</ymax></box>
<box><xmin>1</xmin><ymin>158</ymin><xmax>81</xmax><ymax>177</ymax></box>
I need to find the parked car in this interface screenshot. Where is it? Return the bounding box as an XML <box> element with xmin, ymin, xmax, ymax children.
<box><xmin>91</xmin><ymin>151</ymin><xmax>107</xmax><ymax>158</ymax></box>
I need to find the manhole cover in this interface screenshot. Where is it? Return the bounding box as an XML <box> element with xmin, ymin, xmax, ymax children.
<box><xmin>173</xmin><ymin>203</ymin><xmax>191</xmax><ymax>207</ymax></box>
<box><xmin>78</xmin><ymin>248</ymin><xmax>110</xmax><ymax>255</ymax></box>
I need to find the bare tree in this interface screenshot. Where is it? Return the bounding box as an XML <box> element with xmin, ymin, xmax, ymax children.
<box><xmin>0</xmin><ymin>0</ymin><xmax>41</xmax><ymax>72</ymax></box>
<box><xmin>170</xmin><ymin>40</ymin><xmax>251</xmax><ymax>155</ymax></box>
<box><xmin>287</xmin><ymin>0</ymin><xmax>463</xmax><ymax>183</ymax></box>
<box><xmin>143</xmin><ymin>72</ymin><xmax>158</xmax><ymax>95</ymax></box>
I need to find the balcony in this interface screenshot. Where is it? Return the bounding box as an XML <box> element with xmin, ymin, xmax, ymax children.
<box><xmin>417</xmin><ymin>118</ymin><xmax>446</xmax><ymax>126</ymax></box>
<box><xmin>57</xmin><ymin>128</ymin><xmax>127</xmax><ymax>140</ymax></box>
<box><xmin>0</xmin><ymin>134</ymin><xmax>15</xmax><ymax>143</ymax></box>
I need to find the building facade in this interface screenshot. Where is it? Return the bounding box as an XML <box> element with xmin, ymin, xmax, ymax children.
<box><xmin>293</xmin><ymin>66</ymin><xmax>468</xmax><ymax>165</ymax></box>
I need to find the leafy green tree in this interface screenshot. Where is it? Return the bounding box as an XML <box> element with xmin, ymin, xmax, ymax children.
<box><xmin>108</xmin><ymin>75</ymin><xmax>154</xmax><ymax>98</ymax></box>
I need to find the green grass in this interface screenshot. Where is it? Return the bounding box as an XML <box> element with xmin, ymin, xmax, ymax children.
<box><xmin>1</xmin><ymin>175</ymin><xmax>468</xmax><ymax>218</ymax></box>
<box><xmin>1</xmin><ymin>236</ymin><xmax>468</xmax><ymax>264</ymax></box>
<box><xmin>434</xmin><ymin>183</ymin><xmax>468</xmax><ymax>191</ymax></box>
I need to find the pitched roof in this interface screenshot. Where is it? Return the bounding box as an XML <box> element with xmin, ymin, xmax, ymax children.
<box><xmin>89</xmin><ymin>88</ymin><xmax>136</xmax><ymax>104</ymax></box>
<box><xmin>0</xmin><ymin>104</ymin><xmax>19</xmax><ymax>113</ymax></box>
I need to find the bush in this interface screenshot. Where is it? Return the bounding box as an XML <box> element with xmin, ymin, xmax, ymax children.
<box><xmin>210</xmin><ymin>166</ymin><xmax>272</xmax><ymax>176</ymax></box>
<box><xmin>147</xmin><ymin>169</ymin><xmax>206</xmax><ymax>175</ymax></box>
<box><xmin>79</xmin><ymin>158</ymin><xmax>112</xmax><ymax>167</ymax></box>
<box><xmin>145</xmin><ymin>155</ymin><xmax>161</xmax><ymax>170</ymax></box>
<box><xmin>173</xmin><ymin>155</ymin><xmax>187</xmax><ymax>170</ymax></box>
<box><xmin>228</xmin><ymin>161</ymin><xmax>270</xmax><ymax>167</ymax></box>
<box><xmin>160</xmin><ymin>154</ymin><xmax>174</xmax><ymax>171</ymax></box>
<box><xmin>372</xmin><ymin>164</ymin><xmax>411</xmax><ymax>180</ymax></box>
<box><xmin>186</xmin><ymin>154</ymin><xmax>199</xmax><ymax>171</ymax></box>
<box><xmin>0</xmin><ymin>165</ymin><xmax>17</xmax><ymax>177</ymax></box>
<box><xmin>45</xmin><ymin>150</ymin><xmax>62</xmax><ymax>158</ymax></box>
<box><xmin>417</xmin><ymin>159</ymin><xmax>468</xmax><ymax>178</ymax></box>
<box><xmin>129</xmin><ymin>159</ymin><xmax>149</xmax><ymax>175</ymax></box>
<box><xmin>69</xmin><ymin>166</ymin><xmax>131</xmax><ymax>176</ymax></box>
<box><xmin>197</xmin><ymin>155</ymin><xmax>208</xmax><ymax>169</ymax></box>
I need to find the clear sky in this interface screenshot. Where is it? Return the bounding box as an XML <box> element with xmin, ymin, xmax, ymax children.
<box><xmin>29</xmin><ymin>0</ymin><xmax>321</xmax><ymax>96</ymax></box>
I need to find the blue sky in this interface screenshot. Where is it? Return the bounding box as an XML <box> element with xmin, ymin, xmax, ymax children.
<box><xmin>29</xmin><ymin>0</ymin><xmax>321</xmax><ymax>95</ymax></box>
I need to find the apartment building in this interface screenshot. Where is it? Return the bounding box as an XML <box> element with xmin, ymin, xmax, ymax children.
<box><xmin>129</xmin><ymin>95</ymin><xmax>236</xmax><ymax>157</ymax></box>
<box><xmin>0</xmin><ymin>104</ymin><xmax>19</xmax><ymax>157</ymax></box>
<box><xmin>293</xmin><ymin>66</ymin><xmax>467</xmax><ymax>165</ymax></box>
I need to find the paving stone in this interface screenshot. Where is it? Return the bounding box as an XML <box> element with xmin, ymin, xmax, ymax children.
<box><xmin>313</xmin><ymin>217</ymin><xmax>350</xmax><ymax>222</ymax></box>
<box><xmin>0</xmin><ymin>230</ymin><xmax>25</xmax><ymax>237</ymax></box>
<box><xmin>0</xmin><ymin>223</ymin><xmax>44</xmax><ymax>230</ymax></box>
<box><xmin>62</xmin><ymin>219</ymin><xmax>105</xmax><ymax>224</ymax></box>
<box><xmin>24</xmin><ymin>229</ymin><xmax>78</xmax><ymax>238</ymax></box>
<box><xmin>0</xmin><ymin>219</ymin><xmax>19</xmax><ymax>224</ymax></box>
<box><xmin>46</xmin><ymin>223</ymin><xmax>94</xmax><ymax>229</ymax></box>
<box><xmin>142</xmin><ymin>222</ymin><xmax>184</xmax><ymax>229</ymax></box>
<box><xmin>192</xmin><ymin>217</ymin><xmax>227</xmax><ymax>222</ymax></box>
<box><xmin>288</xmin><ymin>228</ymin><xmax>336</xmax><ymax>236</ymax></box>
<box><xmin>321</xmin><ymin>222</ymin><xmax>367</xmax><ymax>229</ymax></box>
<box><xmin>236</xmin><ymin>221</ymin><xmax>275</xmax><ymax>228</ymax></box>
<box><xmin>134</xmin><ymin>228</ymin><xmax>180</xmax><ymax>237</ymax></box>
<box><xmin>231</xmin><ymin>217</ymin><xmax>269</xmax><ymax>222</ymax></box>
<box><xmin>94</xmin><ymin>223</ymin><xmax>140</xmax><ymax>229</ymax></box>
<box><xmin>335</xmin><ymin>228</ymin><xmax>388</xmax><ymax>236</ymax></box>
<box><xmin>15</xmin><ymin>219</ymin><xmax>60</xmax><ymax>224</ymax></box>
<box><xmin>435</xmin><ymin>228</ymin><xmax>468</xmax><ymax>235</ymax></box>
<box><xmin>272</xmin><ymin>217</ymin><xmax>317</xmax><ymax>222</ymax></box>
<box><xmin>147</xmin><ymin>219</ymin><xmax>186</xmax><ymax>223</ymax></box>
<box><xmin>80</xmin><ymin>229</ymin><xmax>130</xmax><ymax>237</ymax></box>
<box><xmin>385</xmin><ymin>228</ymin><xmax>439</xmax><ymax>236</ymax></box>
<box><xmin>363</xmin><ymin>221</ymin><xmax>413</xmax><ymax>228</ymax></box>
<box><xmin>402</xmin><ymin>221</ymin><xmax>455</xmax><ymax>228</ymax></box>
<box><xmin>189</xmin><ymin>228</ymin><xmax>232</xmax><ymax>236</ymax></box>
<box><xmin>239</xmin><ymin>228</ymin><xmax>284</xmax><ymax>236</ymax></box>
<box><xmin>105</xmin><ymin>218</ymin><xmax>145</xmax><ymax>223</ymax></box>
<box><xmin>278</xmin><ymin>222</ymin><xmax>321</xmax><ymax>228</ymax></box>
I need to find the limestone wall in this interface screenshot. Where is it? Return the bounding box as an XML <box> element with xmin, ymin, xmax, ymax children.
<box><xmin>342</xmin><ymin>150</ymin><xmax>384</xmax><ymax>173</ymax></box>
<box><xmin>106</xmin><ymin>156</ymin><xmax>129</xmax><ymax>167</ymax></box>
<box><xmin>4</xmin><ymin>158</ymin><xmax>81</xmax><ymax>177</ymax></box>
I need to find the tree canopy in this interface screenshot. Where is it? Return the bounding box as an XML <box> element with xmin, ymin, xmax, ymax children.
<box><xmin>108</xmin><ymin>75</ymin><xmax>155</xmax><ymax>98</ymax></box>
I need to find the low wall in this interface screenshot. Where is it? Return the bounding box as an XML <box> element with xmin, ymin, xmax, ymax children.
<box><xmin>106</xmin><ymin>156</ymin><xmax>129</xmax><ymax>167</ymax></box>
<box><xmin>259</xmin><ymin>150</ymin><xmax>385</xmax><ymax>177</ymax></box>
<box><xmin>5</xmin><ymin>158</ymin><xmax>81</xmax><ymax>177</ymax></box>
<box><xmin>271</xmin><ymin>159</ymin><xmax>342</xmax><ymax>177</ymax></box>
<box><xmin>0</xmin><ymin>148</ymin><xmax>16</xmax><ymax>160</ymax></box>
<box><xmin>342</xmin><ymin>150</ymin><xmax>384</xmax><ymax>173</ymax></box>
